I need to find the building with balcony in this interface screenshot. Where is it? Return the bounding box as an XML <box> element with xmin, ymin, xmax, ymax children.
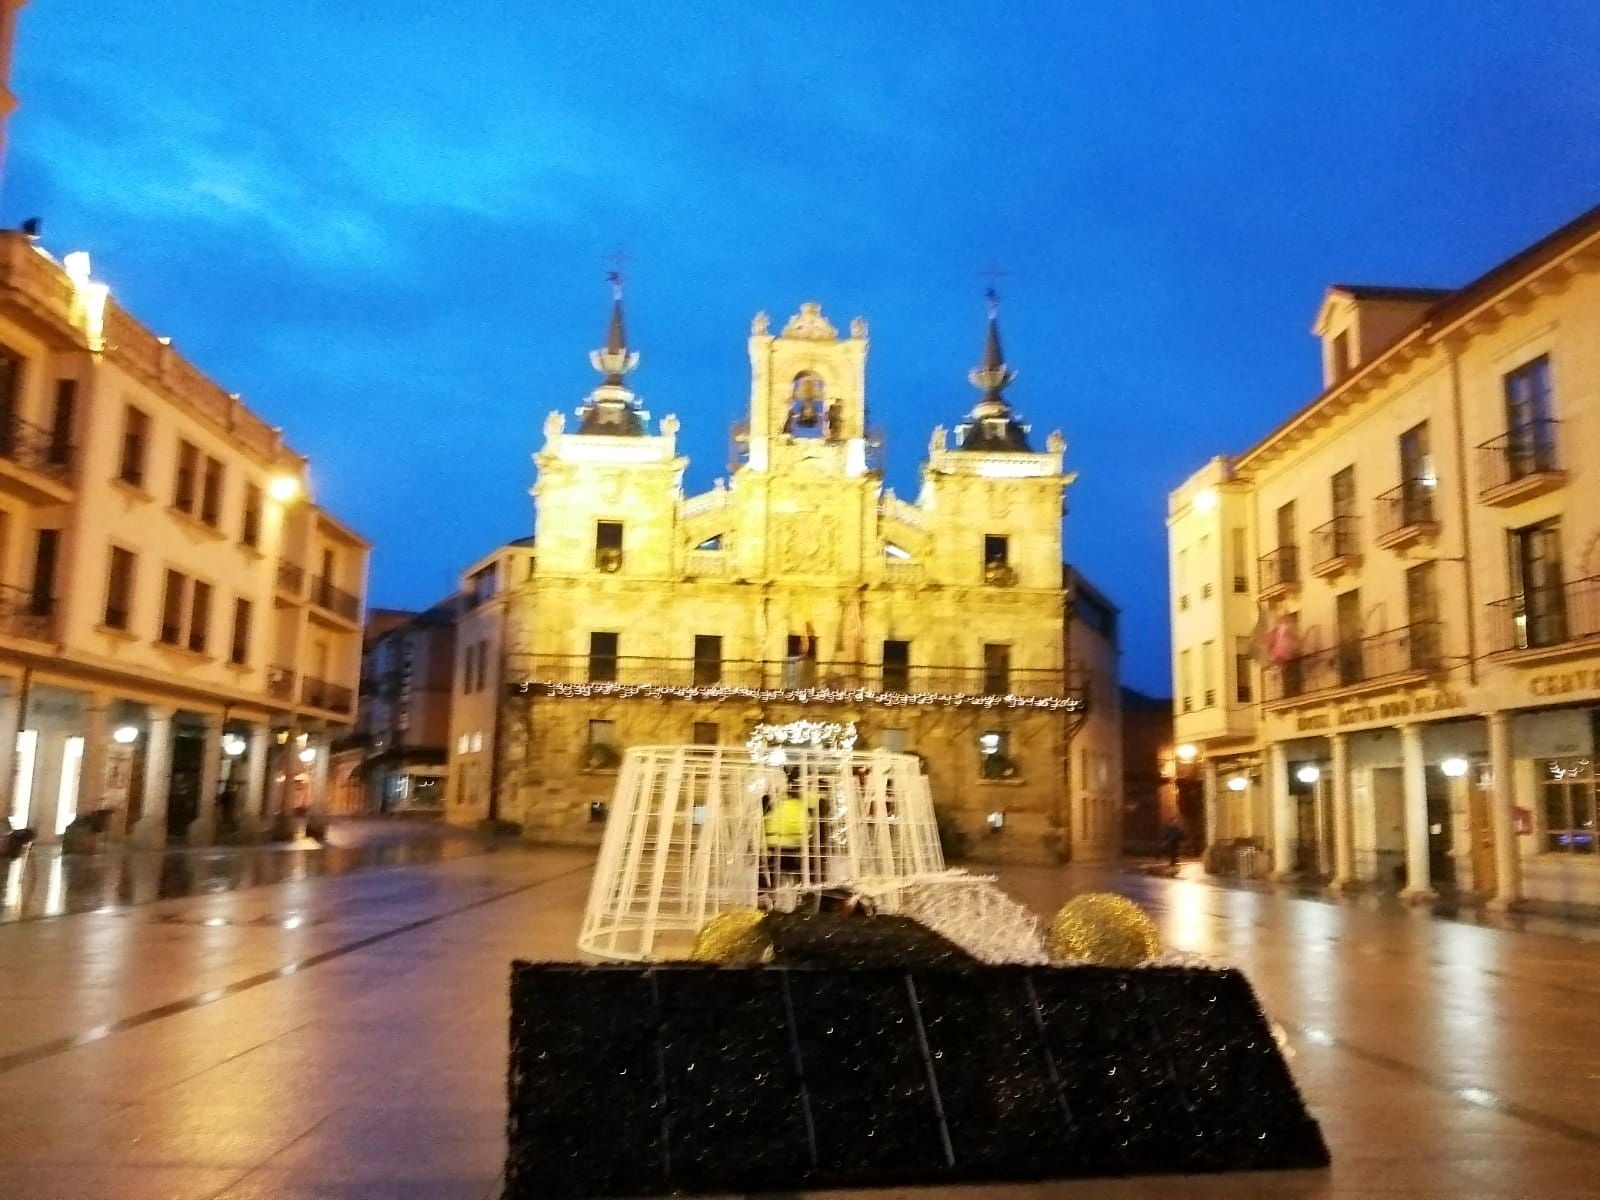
<box><xmin>331</xmin><ymin>602</ymin><xmax>456</xmax><ymax>814</ymax></box>
<box><xmin>1168</xmin><ymin>202</ymin><xmax>1600</xmax><ymax>909</ymax></box>
<box><xmin>0</xmin><ymin>233</ymin><xmax>369</xmax><ymax>845</ymax></box>
<box><xmin>443</xmin><ymin>287</ymin><xmax>1120</xmax><ymax>863</ymax></box>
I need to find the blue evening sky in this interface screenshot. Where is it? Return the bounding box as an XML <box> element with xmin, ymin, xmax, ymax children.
<box><xmin>5</xmin><ymin>3</ymin><xmax>1598</xmax><ymax>693</ymax></box>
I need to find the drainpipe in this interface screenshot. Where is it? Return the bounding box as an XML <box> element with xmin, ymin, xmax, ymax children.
<box><xmin>1445</xmin><ymin>345</ymin><xmax>1480</xmax><ymax>686</ymax></box>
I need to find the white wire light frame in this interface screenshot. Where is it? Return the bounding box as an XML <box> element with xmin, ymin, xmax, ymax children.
<box><xmin>578</xmin><ymin>745</ymin><xmax>944</xmax><ymax>961</ymax></box>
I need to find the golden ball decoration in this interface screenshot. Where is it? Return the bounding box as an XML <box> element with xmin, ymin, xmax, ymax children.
<box><xmin>688</xmin><ymin>909</ymin><xmax>773</xmax><ymax>964</ymax></box>
<box><xmin>1046</xmin><ymin>893</ymin><xmax>1161</xmax><ymax>966</ymax></box>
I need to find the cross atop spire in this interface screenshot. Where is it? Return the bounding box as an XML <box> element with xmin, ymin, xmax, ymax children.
<box><xmin>954</xmin><ymin>286</ymin><xmax>1031</xmax><ymax>452</ymax></box>
<box><xmin>590</xmin><ymin>268</ymin><xmax>638</xmax><ymax>387</ymax></box>
<box><xmin>577</xmin><ymin>269</ymin><xmax>645</xmax><ymax>435</ymax></box>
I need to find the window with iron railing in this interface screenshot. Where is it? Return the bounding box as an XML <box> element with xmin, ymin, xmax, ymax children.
<box><xmin>589</xmin><ymin>631</ymin><xmax>619</xmax><ymax>682</ymax></box>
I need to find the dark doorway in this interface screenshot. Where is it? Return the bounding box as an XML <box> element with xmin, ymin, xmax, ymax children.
<box><xmin>167</xmin><ymin>725</ymin><xmax>205</xmax><ymax>838</ymax></box>
<box><xmin>1425</xmin><ymin>769</ymin><xmax>1457</xmax><ymax>891</ymax></box>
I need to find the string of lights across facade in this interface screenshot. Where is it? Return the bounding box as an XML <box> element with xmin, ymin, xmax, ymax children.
<box><xmin>512</xmin><ymin>680</ymin><xmax>1086</xmax><ymax>711</ymax></box>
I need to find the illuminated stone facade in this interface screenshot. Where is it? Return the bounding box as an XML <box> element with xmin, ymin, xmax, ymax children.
<box><xmin>448</xmin><ymin>290</ymin><xmax>1120</xmax><ymax>864</ymax></box>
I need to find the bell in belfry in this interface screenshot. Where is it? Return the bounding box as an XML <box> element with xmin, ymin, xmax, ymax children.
<box><xmin>786</xmin><ymin>372</ymin><xmax>825</xmax><ymax>432</ymax></box>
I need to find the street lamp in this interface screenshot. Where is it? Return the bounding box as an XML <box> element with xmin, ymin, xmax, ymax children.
<box><xmin>222</xmin><ymin>733</ymin><xmax>247</xmax><ymax>758</ymax></box>
<box><xmin>1227</xmin><ymin>774</ymin><xmax>1249</xmax><ymax>792</ymax></box>
<box><xmin>112</xmin><ymin>725</ymin><xmax>139</xmax><ymax>745</ymax></box>
<box><xmin>298</xmin><ymin>746</ymin><xmax>317</xmax><ymax>765</ymax></box>
<box><xmin>268</xmin><ymin>475</ymin><xmax>301</xmax><ymax>502</ymax></box>
<box><xmin>1296</xmin><ymin>764</ymin><xmax>1321</xmax><ymax>785</ymax></box>
<box><xmin>1440</xmin><ymin>756</ymin><xmax>1469</xmax><ymax>779</ymax></box>
<box><xmin>1176</xmin><ymin>743</ymin><xmax>1198</xmax><ymax>763</ymax></box>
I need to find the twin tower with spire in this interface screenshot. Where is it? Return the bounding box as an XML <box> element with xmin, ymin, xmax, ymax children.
<box><xmin>564</xmin><ymin>277</ymin><xmax>1049</xmax><ymax>463</ymax></box>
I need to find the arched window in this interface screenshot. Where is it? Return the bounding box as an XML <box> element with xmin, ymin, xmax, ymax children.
<box><xmin>784</xmin><ymin>372</ymin><xmax>826</xmax><ymax>436</ymax></box>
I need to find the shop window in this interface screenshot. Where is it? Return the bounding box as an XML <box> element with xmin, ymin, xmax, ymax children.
<box><xmin>1538</xmin><ymin>757</ymin><xmax>1596</xmax><ymax>855</ymax></box>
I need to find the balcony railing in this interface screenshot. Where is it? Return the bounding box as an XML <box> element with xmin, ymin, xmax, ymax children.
<box><xmin>1375</xmin><ymin>480</ymin><xmax>1437</xmax><ymax>546</ymax></box>
<box><xmin>1477</xmin><ymin>419</ymin><xmax>1564</xmax><ymax>501</ymax></box>
<box><xmin>1486</xmin><ymin>574</ymin><xmax>1600</xmax><ymax>655</ymax></box>
<box><xmin>266</xmin><ymin>664</ymin><xmax>297</xmax><ymax>701</ymax></box>
<box><xmin>302</xmin><ymin>674</ymin><xmax>355</xmax><ymax>714</ymax></box>
<box><xmin>508</xmin><ymin>654</ymin><xmax>1086</xmax><ymax>708</ymax></box>
<box><xmin>310</xmin><ymin>575</ymin><xmax>361</xmax><ymax>622</ymax></box>
<box><xmin>0</xmin><ymin>410</ymin><xmax>73</xmax><ymax>483</ymax></box>
<box><xmin>0</xmin><ymin>583</ymin><xmax>54</xmax><ymax>640</ymax></box>
<box><xmin>1311</xmin><ymin>516</ymin><xmax>1360</xmax><ymax>575</ymax></box>
<box><xmin>1258</xmin><ymin>546</ymin><xmax>1299</xmax><ymax>593</ymax></box>
<box><xmin>1265</xmin><ymin>622</ymin><xmax>1442</xmax><ymax>703</ymax></box>
<box><xmin>277</xmin><ymin>559</ymin><xmax>305</xmax><ymax>596</ymax></box>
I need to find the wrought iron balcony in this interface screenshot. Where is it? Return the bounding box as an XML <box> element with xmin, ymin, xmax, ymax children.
<box><xmin>1264</xmin><ymin>622</ymin><xmax>1442</xmax><ymax>703</ymax></box>
<box><xmin>1310</xmin><ymin>516</ymin><xmax>1362</xmax><ymax>578</ymax></box>
<box><xmin>508</xmin><ymin>654</ymin><xmax>1086</xmax><ymax>710</ymax></box>
<box><xmin>302</xmin><ymin>674</ymin><xmax>355</xmax><ymax>714</ymax></box>
<box><xmin>1375</xmin><ymin>480</ymin><xmax>1438</xmax><ymax>550</ymax></box>
<box><xmin>310</xmin><ymin>575</ymin><xmax>361</xmax><ymax>622</ymax></box>
<box><xmin>1477</xmin><ymin>419</ymin><xmax>1565</xmax><ymax>505</ymax></box>
<box><xmin>276</xmin><ymin>559</ymin><xmax>305</xmax><ymax>596</ymax></box>
<box><xmin>266</xmin><ymin>664</ymin><xmax>297</xmax><ymax>701</ymax></box>
<box><xmin>1257</xmin><ymin>546</ymin><xmax>1299</xmax><ymax>599</ymax></box>
<box><xmin>0</xmin><ymin>583</ymin><xmax>54</xmax><ymax>641</ymax></box>
<box><xmin>1486</xmin><ymin>574</ymin><xmax>1600</xmax><ymax>656</ymax></box>
<box><xmin>0</xmin><ymin>409</ymin><xmax>73</xmax><ymax>491</ymax></box>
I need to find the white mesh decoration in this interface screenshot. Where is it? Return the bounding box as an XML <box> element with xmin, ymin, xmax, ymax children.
<box><xmin>578</xmin><ymin>745</ymin><xmax>943</xmax><ymax>961</ymax></box>
<box><xmin>898</xmin><ymin>876</ymin><xmax>1050</xmax><ymax>965</ymax></box>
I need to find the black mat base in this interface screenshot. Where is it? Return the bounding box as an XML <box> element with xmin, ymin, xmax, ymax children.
<box><xmin>506</xmin><ymin>961</ymin><xmax>1328</xmax><ymax>1198</ymax></box>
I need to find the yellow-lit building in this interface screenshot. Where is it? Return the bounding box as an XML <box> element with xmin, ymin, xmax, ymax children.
<box><xmin>447</xmin><ymin>289</ymin><xmax>1122</xmax><ymax>863</ymax></box>
<box><xmin>1169</xmin><ymin>203</ymin><xmax>1600</xmax><ymax>909</ymax></box>
<box><xmin>0</xmin><ymin>234</ymin><xmax>368</xmax><ymax>845</ymax></box>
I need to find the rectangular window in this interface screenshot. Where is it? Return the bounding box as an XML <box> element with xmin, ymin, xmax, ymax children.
<box><xmin>978</xmin><ymin>729</ymin><xmax>1015</xmax><ymax>779</ymax></box>
<box><xmin>174</xmin><ymin>439</ymin><xmax>199</xmax><ymax>512</ymax></box>
<box><xmin>1336</xmin><ymin>588</ymin><xmax>1363</xmax><ymax>685</ymax></box>
<box><xmin>1234</xmin><ymin>637</ymin><xmax>1253</xmax><ymax>704</ymax></box>
<box><xmin>882</xmin><ymin>639</ymin><xmax>910</xmax><ymax>692</ymax></box>
<box><xmin>1399</xmin><ymin>421</ymin><xmax>1434</xmax><ymax>525</ymax></box>
<box><xmin>30</xmin><ymin>529</ymin><xmax>59</xmax><ymax>616</ymax></box>
<box><xmin>1331</xmin><ymin>330</ymin><xmax>1352</xmax><ymax>381</ymax></box>
<box><xmin>585</xmin><ymin>719</ymin><xmax>620</xmax><ymax>770</ymax></box>
<box><xmin>476</xmin><ymin>640</ymin><xmax>489</xmax><ymax>692</ymax></box>
<box><xmin>692</xmin><ymin>722</ymin><xmax>718</xmax><ymax>746</ymax></box>
<box><xmin>241</xmin><ymin>483</ymin><xmax>262</xmax><ymax>547</ymax></box>
<box><xmin>1230</xmin><ymin>527</ymin><xmax>1248</xmax><ymax>592</ymax></box>
<box><xmin>230</xmin><ymin>597</ymin><xmax>253</xmax><ymax>665</ymax></box>
<box><xmin>104</xmin><ymin>546</ymin><xmax>135</xmax><ymax>630</ymax></box>
<box><xmin>981</xmin><ymin>643</ymin><xmax>1010</xmax><ymax>696</ymax></box>
<box><xmin>188</xmin><ymin>580</ymin><xmax>212</xmax><ymax>653</ymax></box>
<box><xmin>1200</xmin><ymin>639</ymin><xmax>1215</xmax><ymax>707</ymax></box>
<box><xmin>1406</xmin><ymin>561</ymin><xmax>1439</xmax><ymax>668</ymax></box>
<box><xmin>984</xmin><ymin>534</ymin><xmax>1009</xmax><ymax>565</ymax></box>
<box><xmin>692</xmin><ymin>635</ymin><xmax>722</xmax><ymax>686</ymax></box>
<box><xmin>1179</xmin><ymin>648</ymin><xmax>1193</xmax><ymax>712</ymax></box>
<box><xmin>589</xmin><ymin>631</ymin><xmax>619</xmax><ymax>682</ymax></box>
<box><xmin>596</xmin><ymin>520</ymin><xmax>623</xmax><ymax>571</ymax></box>
<box><xmin>1504</xmin><ymin>355</ymin><xmax>1556</xmax><ymax>478</ymax></box>
<box><xmin>119</xmin><ymin>406</ymin><xmax>149</xmax><ymax>487</ymax></box>
<box><xmin>159</xmin><ymin>569</ymin><xmax>186</xmax><ymax>645</ymax></box>
<box><xmin>0</xmin><ymin>344</ymin><xmax>22</xmax><ymax>435</ymax></box>
<box><xmin>1538</xmin><ymin>757</ymin><xmax>1596</xmax><ymax>855</ymax></box>
<box><xmin>460</xmin><ymin>643</ymin><xmax>474</xmax><ymax>693</ymax></box>
<box><xmin>200</xmin><ymin>457</ymin><xmax>223</xmax><ymax>526</ymax></box>
<box><xmin>48</xmin><ymin>379</ymin><xmax>75</xmax><ymax>466</ymax></box>
<box><xmin>1176</xmin><ymin>547</ymin><xmax>1189</xmax><ymax>609</ymax></box>
<box><xmin>1508</xmin><ymin>519</ymin><xmax>1566</xmax><ymax>649</ymax></box>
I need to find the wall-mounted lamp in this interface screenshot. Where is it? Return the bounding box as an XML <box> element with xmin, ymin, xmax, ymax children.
<box><xmin>298</xmin><ymin>747</ymin><xmax>317</xmax><ymax>764</ymax></box>
<box><xmin>112</xmin><ymin>725</ymin><xmax>140</xmax><ymax>745</ymax></box>
<box><xmin>268</xmin><ymin>475</ymin><xmax>302</xmax><ymax>503</ymax></box>
<box><xmin>222</xmin><ymin>733</ymin><xmax>248</xmax><ymax>758</ymax></box>
<box><xmin>986</xmin><ymin>810</ymin><xmax>1006</xmax><ymax>832</ymax></box>
<box><xmin>1226</xmin><ymin>774</ymin><xmax>1249</xmax><ymax>792</ymax></box>
<box><xmin>1295</xmin><ymin>764</ymin><xmax>1321</xmax><ymax>785</ymax></box>
<box><xmin>1176</xmin><ymin>743</ymin><xmax>1198</xmax><ymax>763</ymax></box>
<box><xmin>1193</xmin><ymin>487</ymin><xmax>1218</xmax><ymax>513</ymax></box>
<box><xmin>1440</xmin><ymin>756</ymin><xmax>1469</xmax><ymax>779</ymax></box>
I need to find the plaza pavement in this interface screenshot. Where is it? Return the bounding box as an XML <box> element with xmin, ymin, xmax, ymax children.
<box><xmin>1</xmin><ymin>843</ymin><xmax>1598</xmax><ymax>1199</ymax></box>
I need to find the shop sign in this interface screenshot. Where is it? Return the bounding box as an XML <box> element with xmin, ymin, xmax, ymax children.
<box><xmin>1528</xmin><ymin>667</ymin><xmax>1600</xmax><ymax>698</ymax></box>
<box><xmin>1292</xmin><ymin>687</ymin><xmax>1466</xmax><ymax>733</ymax></box>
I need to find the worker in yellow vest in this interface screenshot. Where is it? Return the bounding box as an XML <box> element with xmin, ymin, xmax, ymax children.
<box><xmin>763</xmin><ymin>789</ymin><xmax>813</xmax><ymax>884</ymax></box>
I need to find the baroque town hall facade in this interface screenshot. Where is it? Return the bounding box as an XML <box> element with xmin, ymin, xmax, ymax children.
<box><xmin>446</xmin><ymin>289</ymin><xmax>1122</xmax><ymax>863</ymax></box>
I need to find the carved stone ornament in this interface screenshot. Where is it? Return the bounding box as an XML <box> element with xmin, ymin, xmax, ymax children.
<box><xmin>850</xmin><ymin>316</ymin><xmax>868</xmax><ymax>339</ymax></box>
<box><xmin>660</xmin><ymin>413</ymin><xmax>680</xmax><ymax>436</ymax></box>
<box><xmin>930</xmin><ymin>425</ymin><xmax>947</xmax><ymax>455</ymax></box>
<box><xmin>781</xmin><ymin>302</ymin><xmax>838</xmax><ymax>341</ymax></box>
<box><xmin>751</xmin><ymin>311</ymin><xmax>770</xmax><ymax>335</ymax></box>
<box><xmin>1047</xmin><ymin>429</ymin><xmax>1065</xmax><ymax>454</ymax></box>
<box><xmin>544</xmin><ymin>410</ymin><xmax>566</xmax><ymax>439</ymax></box>
<box><xmin>780</xmin><ymin>515</ymin><xmax>837</xmax><ymax>573</ymax></box>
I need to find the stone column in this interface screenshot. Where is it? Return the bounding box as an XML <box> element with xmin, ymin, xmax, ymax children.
<box><xmin>31</xmin><ymin>731</ymin><xmax>66</xmax><ymax>843</ymax></box>
<box><xmin>1486</xmin><ymin>711</ymin><xmax>1523</xmax><ymax>911</ymax></box>
<box><xmin>310</xmin><ymin>736</ymin><xmax>331</xmax><ymax>815</ymax></box>
<box><xmin>1201</xmin><ymin>759</ymin><xmax>1220</xmax><ymax>870</ymax></box>
<box><xmin>188</xmin><ymin>717</ymin><xmax>224</xmax><ymax>845</ymax></box>
<box><xmin>1399</xmin><ymin>723</ymin><xmax>1433</xmax><ymax>902</ymax></box>
<box><xmin>246</xmin><ymin>725</ymin><xmax>272</xmax><ymax>820</ymax></box>
<box><xmin>1269</xmin><ymin>742</ymin><xmax>1295</xmax><ymax>879</ymax></box>
<box><xmin>1330</xmin><ymin>732</ymin><xmax>1355</xmax><ymax>890</ymax></box>
<box><xmin>130</xmin><ymin>707</ymin><xmax>176</xmax><ymax>847</ymax></box>
<box><xmin>75</xmin><ymin>692</ymin><xmax>112</xmax><ymax>830</ymax></box>
<box><xmin>0</xmin><ymin>681</ymin><xmax>22</xmax><ymax>826</ymax></box>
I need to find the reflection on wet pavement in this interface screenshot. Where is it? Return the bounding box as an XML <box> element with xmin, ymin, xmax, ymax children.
<box><xmin>0</xmin><ymin>818</ymin><xmax>495</xmax><ymax>923</ymax></box>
